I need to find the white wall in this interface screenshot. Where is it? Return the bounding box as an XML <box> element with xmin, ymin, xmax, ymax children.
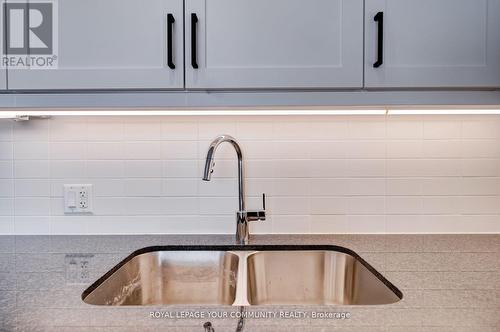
<box><xmin>0</xmin><ymin>114</ymin><xmax>499</xmax><ymax>234</ymax></box>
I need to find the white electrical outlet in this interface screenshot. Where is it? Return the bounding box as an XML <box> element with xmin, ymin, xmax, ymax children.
<box><xmin>64</xmin><ymin>184</ymin><xmax>93</xmax><ymax>214</ymax></box>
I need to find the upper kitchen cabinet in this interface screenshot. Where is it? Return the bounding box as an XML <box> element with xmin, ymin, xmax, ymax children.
<box><xmin>365</xmin><ymin>0</ymin><xmax>500</xmax><ymax>88</ymax></box>
<box><xmin>185</xmin><ymin>0</ymin><xmax>364</xmax><ymax>89</ymax></box>
<box><xmin>7</xmin><ymin>0</ymin><xmax>184</xmax><ymax>90</ymax></box>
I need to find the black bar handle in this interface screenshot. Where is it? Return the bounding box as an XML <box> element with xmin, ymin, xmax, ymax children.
<box><xmin>373</xmin><ymin>11</ymin><xmax>384</xmax><ymax>68</ymax></box>
<box><xmin>167</xmin><ymin>13</ymin><xmax>175</xmax><ymax>69</ymax></box>
<box><xmin>191</xmin><ymin>13</ymin><xmax>199</xmax><ymax>69</ymax></box>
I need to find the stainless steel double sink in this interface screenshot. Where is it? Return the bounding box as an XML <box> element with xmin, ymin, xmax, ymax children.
<box><xmin>82</xmin><ymin>245</ymin><xmax>402</xmax><ymax>306</ymax></box>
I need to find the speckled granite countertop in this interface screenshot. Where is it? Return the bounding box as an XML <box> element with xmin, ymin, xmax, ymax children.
<box><xmin>0</xmin><ymin>234</ymin><xmax>499</xmax><ymax>332</ymax></box>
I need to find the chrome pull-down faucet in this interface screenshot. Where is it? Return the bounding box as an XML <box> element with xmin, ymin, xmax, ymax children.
<box><xmin>202</xmin><ymin>135</ymin><xmax>266</xmax><ymax>244</ymax></box>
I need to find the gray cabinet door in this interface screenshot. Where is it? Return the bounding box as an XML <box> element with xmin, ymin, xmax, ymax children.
<box><xmin>185</xmin><ymin>0</ymin><xmax>363</xmax><ymax>89</ymax></box>
<box><xmin>7</xmin><ymin>0</ymin><xmax>183</xmax><ymax>90</ymax></box>
<box><xmin>365</xmin><ymin>0</ymin><xmax>500</xmax><ymax>88</ymax></box>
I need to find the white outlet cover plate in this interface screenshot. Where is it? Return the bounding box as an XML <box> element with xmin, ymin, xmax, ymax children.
<box><xmin>64</xmin><ymin>184</ymin><xmax>93</xmax><ymax>214</ymax></box>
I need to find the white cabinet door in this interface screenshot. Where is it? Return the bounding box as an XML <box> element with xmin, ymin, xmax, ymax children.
<box><xmin>365</xmin><ymin>0</ymin><xmax>500</xmax><ymax>88</ymax></box>
<box><xmin>185</xmin><ymin>0</ymin><xmax>363</xmax><ymax>89</ymax></box>
<box><xmin>7</xmin><ymin>0</ymin><xmax>183</xmax><ymax>90</ymax></box>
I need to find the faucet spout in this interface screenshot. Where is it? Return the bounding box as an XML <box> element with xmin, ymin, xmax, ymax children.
<box><xmin>202</xmin><ymin>135</ymin><xmax>265</xmax><ymax>244</ymax></box>
<box><xmin>202</xmin><ymin>135</ymin><xmax>245</xmax><ymax>211</ymax></box>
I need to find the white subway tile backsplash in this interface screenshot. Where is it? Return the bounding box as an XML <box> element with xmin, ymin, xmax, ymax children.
<box><xmin>272</xmin><ymin>215</ymin><xmax>310</xmax><ymax>233</ymax></box>
<box><xmin>309</xmin><ymin>159</ymin><xmax>347</xmax><ymax>178</ymax></box>
<box><xmin>121</xmin><ymin>197</ymin><xmax>163</xmax><ymax>215</ymax></box>
<box><xmin>461</xmin><ymin>159</ymin><xmax>500</xmax><ymax>176</ymax></box>
<box><xmin>86</xmin><ymin>121</ymin><xmax>123</xmax><ymax>141</ymax></box>
<box><xmin>244</xmin><ymin>160</ymin><xmax>273</xmax><ymax>178</ymax></box>
<box><xmin>462</xmin><ymin>119</ymin><xmax>499</xmax><ymax>139</ymax></box>
<box><xmin>0</xmin><ymin>179</ymin><xmax>13</xmax><ymax>197</ymax></box>
<box><xmin>198</xmin><ymin>121</ymin><xmax>236</xmax><ymax>140</ymax></box>
<box><xmin>387</xmin><ymin>196</ymin><xmax>422</xmax><ymax>215</ymax></box>
<box><xmin>14</xmin><ymin>180</ymin><xmax>50</xmax><ymax>197</ymax></box>
<box><xmin>163</xmin><ymin>179</ymin><xmax>198</xmax><ymax>196</ymax></box>
<box><xmin>50</xmin><ymin>161</ymin><xmax>85</xmax><ymax>178</ymax></box>
<box><xmin>348</xmin><ymin>120</ymin><xmax>386</xmax><ymax>139</ymax></box>
<box><xmin>311</xmin><ymin>215</ymin><xmax>349</xmax><ymax>233</ymax></box>
<box><xmin>87</xmin><ymin>142</ymin><xmax>124</xmax><ymax>160</ymax></box>
<box><xmin>309</xmin><ymin>178</ymin><xmax>349</xmax><ymax>196</ymax></box>
<box><xmin>236</xmin><ymin>121</ymin><xmax>274</xmax><ymax>140</ymax></box>
<box><xmin>422</xmin><ymin>197</ymin><xmax>459</xmax><ymax>215</ymax></box>
<box><xmin>124</xmin><ymin>178</ymin><xmax>162</xmax><ymax>196</ymax></box>
<box><xmin>124</xmin><ymin>142</ymin><xmax>161</xmax><ymax>160</ymax></box>
<box><xmin>309</xmin><ymin>141</ymin><xmax>347</xmax><ymax>159</ymax></box>
<box><xmin>1</xmin><ymin>218</ymin><xmax>16</xmax><ymax>233</ymax></box>
<box><xmin>0</xmin><ymin>199</ymin><xmax>14</xmax><ymax>215</ymax></box>
<box><xmin>0</xmin><ymin>115</ymin><xmax>499</xmax><ymax>234</ymax></box>
<box><xmin>14</xmin><ymin>161</ymin><xmax>49</xmax><ymax>178</ymax></box>
<box><xmin>198</xmin><ymin>178</ymin><xmax>236</xmax><ymax>197</ymax></box>
<box><xmin>421</xmin><ymin>178</ymin><xmax>462</xmax><ymax>195</ymax></box>
<box><xmin>387</xmin><ymin>178</ymin><xmax>422</xmax><ymax>196</ymax></box>
<box><xmin>14</xmin><ymin>198</ymin><xmax>50</xmax><ymax>216</ymax></box>
<box><xmin>0</xmin><ymin>142</ymin><xmax>13</xmax><ymax>160</ymax></box>
<box><xmin>348</xmin><ymin>215</ymin><xmax>386</xmax><ymax>233</ymax></box>
<box><xmin>272</xmin><ymin>178</ymin><xmax>310</xmax><ymax>196</ymax></box>
<box><xmin>246</xmin><ymin>178</ymin><xmax>274</xmax><ymax>196</ymax></box>
<box><xmin>92</xmin><ymin>179</ymin><xmax>125</xmax><ymax>197</ymax></box>
<box><xmin>387</xmin><ymin>141</ymin><xmax>423</xmax><ymax>159</ymax></box>
<box><xmin>163</xmin><ymin>160</ymin><xmax>199</xmax><ymax>178</ymax></box>
<box><xmin>93</xmin><ymin>197</ymin><xmax>126</xmax><ymax>215</ymax></box>
<box><xmin>423</xmin><ymin>120</ymin><xmax>461</xmax><ymax>139</ymax></box>
<box><xmin>310</xmin><ymin>197</ymin><xmax>347</xmax><ymax>215</ymax></box>
<box><xmin>161</xmin><ymin>141</ymin><xmax>198</xmax><ymax>159</ymax></box>
<box><xmin>461</xmin><ymin>140</ymin><xmax>499</xmax><ymax>158</ymax></box>
<box><xmin>86</xmin><ymin>161</ymin><xmax>124</xmax><ymax>178</ymax></box>
<box><xmin>0</xmin><ymin>161</ymin><xmax>13</xmax><ymax>178</ymax></box>
<box><xmin>271</xmin><ymin>197</ymin><xmax>310</xmax><ymax>215</ymax></box>
<box><xmin>273</xmin><ymin>159</ymin><xmax>310</xmax><ymax>178</ymax></box>
<box><xmin>347</xmin><ymin>159</ymin><xmax>386</xmax><ymax>177</ymax></box>
<box><xmin>271</xmin><ymin>141</ymin><xmax>311</xmax><ymax>159</ymax></box>
<box><xmin>460</xmin><ymin>178</ymin><xmax>500</xmax><ymax>196</ymax></box>
<box><xmin>13</xmin><ymin>142</ymin><xmax>49</xmax><ymax>160</ymax></box>
<box><xmin>308</xmin><ymin>121</ymin><xmax>349</xmax><ymax>140</ymax></box>
<box><xmin>124</xmin><ymin>160</ymin><xmax>162</xmax><ymax>178</ymax></box>
<box><xmin>422</xmin><ymin>140</ymin><xmax>462</xmax><ymax>159</ymax></box>
<box><xmin>14</xmin><ymin>216</ymin><xmax>49</xmax><ymax>234</ymax></box>
<box><xmin>13</xmin><ymin>121</ymin><xmax>49</xmax><ymax>141</ymax></box>
<box><xmin>161</xmin><ymin>122</ymin><xmax>198</xmax><ymax>140</ymax></box>
<box><xmin>348</xmin><ymin>178</ymin><xmax>385</xmax><ymax>195</ymax></box>
<box><xmin>348</xmin><ymin>141</ymin><xmax>386</xmax><ymax>159</ymax></box>
<box><xmin>49</xmin><ymin>142</ymin><xmax>86</xmax><ymax>160</ymax></box>
<box><xmin>123</xmin><ymin>122</ymin><xmax>161</xmax><ymax>140</ymax></box>
<box><xmin>48</xmin><ymin>120</ymin><xmax>87</xmax><ymax>141</ymax></box>
<box><xmin>347</xmin><ymin>196</ymin><xmax>385</xmax><ymax>215</ymax></box>
<box><xmin>458</xmin><ymin>196</ymin><xmax>500</xmax><ymax>215</ymax></box>
<box><xmin>0</xmin><ymin>123</ymin><xmax>13</xmax><ymax>141</ymax></box>
<box><xmin>387</xmin><ymin>120</ymin><xmax>423</xmax><ymax>139</ymax></box>
<box><xmin>199</xmin><ymin>197</ymin><xmax>232</xmax><ymax>215</ymax></box>
<box><xmin>50</xmin><ymin>216</ymin><xmax>90</xmax><ymax>234</ymax></box>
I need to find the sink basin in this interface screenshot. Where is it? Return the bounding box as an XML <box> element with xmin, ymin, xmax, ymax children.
<box><xmin>82</xmin><ymin>250</ymin><xmax>239</xmax><ymax>305</ymax></box>
<box><xmin>247</xmin><ymin>250</ymin><xmax>400</xmax><ymax>305</ymax></box>
<box><xmin>82</xmin><ymin>245</ymin><xmax>402</xmax><ymax>306</ymax></box>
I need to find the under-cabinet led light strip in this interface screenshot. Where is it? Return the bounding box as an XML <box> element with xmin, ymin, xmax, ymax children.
<box><xmin>1</xmin><ymin>108</ymin><xmax>500</xmax><ymax>118</ymax></box>
<box><xmin>0</xmin><ymin>109</ymin><xmax>386</xmax><ymax>118</ymax></box>
<box><xmin>388</xmin><ymin>109</ymin><xmax>500</xmax><ymax>115</ymax></box>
